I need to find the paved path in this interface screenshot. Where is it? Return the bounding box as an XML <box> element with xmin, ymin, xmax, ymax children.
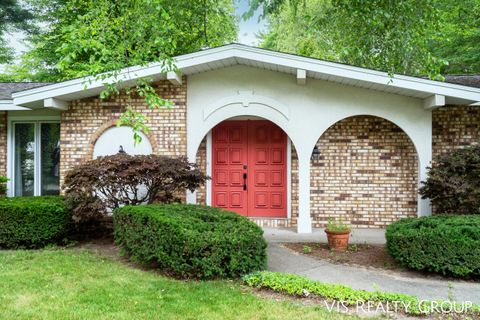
<box><xmin>267</xmin><ymin>243</ymin><xmax>480</xmax><ymax>303</ymax></box>
<box><xmin>263</xmin><ymin>227</ymin><xmax>386</xmax><ymax>244</ymax></box>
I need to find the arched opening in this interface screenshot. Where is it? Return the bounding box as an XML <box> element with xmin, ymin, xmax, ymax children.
<box><xmin>193</xmin><ymin>116</ymin><xmax>299</xmax><ymax>227</ymax></box>
<box><xmin>92</xmin><ymin>126</ymin><xmax>152</xmax><ymax>158</ymax></box>
<box><xmin>310</xmin><ymin>115</ymin><xmax>418</xmax><ymax>228</ymax></box>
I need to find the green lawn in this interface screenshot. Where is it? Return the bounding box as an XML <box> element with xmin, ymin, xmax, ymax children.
<box><xmin>0</xmin><ymin>249</ymin><xmax>363</xmax><ymax>320</ymax></box>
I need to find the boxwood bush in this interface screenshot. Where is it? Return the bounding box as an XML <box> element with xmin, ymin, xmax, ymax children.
<box><xmin>0</xmin><ymin>196</ymin><xmax>71</xmax><ymax>248</ymax></box>
<box><xmin>113</xmin><ymin>204</ymin><xmax>267</xmax><ymax>279</ymax></box>
<box><xmin>386</xmin><ymin>215</ymin><xmax>480</xmax><ymax>278</ymax></box>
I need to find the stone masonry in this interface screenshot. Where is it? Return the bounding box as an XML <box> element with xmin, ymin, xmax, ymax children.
<box><xmin>60</xmin><ymin>79</ymin><xmax>187</xmax><ymax>188</ymax></box>
<box><xmin>310</xmin><ymin>116</ymin><xmax>419</xmax><ymax>228</ymax></box>
<box><xmin>432</xmin><ymin>105</ymin><xmax>480</xmax><ymax>159</ymax></box>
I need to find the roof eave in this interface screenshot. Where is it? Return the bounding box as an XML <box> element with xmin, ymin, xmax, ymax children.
<box><xmin>11</xmin><ymin>44</ymin><xmax>480</xmax><ymax>107</ymax></box>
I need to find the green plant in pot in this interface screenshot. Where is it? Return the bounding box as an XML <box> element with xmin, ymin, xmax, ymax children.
<box><xmin>325</xmin><ymin>218</ymin><xmax>351</xmax><ymax>251</ymax></box>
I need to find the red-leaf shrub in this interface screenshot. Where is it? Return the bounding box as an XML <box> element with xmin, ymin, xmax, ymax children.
<box><xmin>63</xmin><ymin>154</ymin><xmax>208</xmax><ymax>223</ymax></box>
<box><xmin>419</xmin><ymin>146</ymin><xmax>480</xmax><ymax>215</ymax></box>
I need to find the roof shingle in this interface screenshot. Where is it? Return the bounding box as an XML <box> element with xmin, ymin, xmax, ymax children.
<box><xmin>0</xmin><ymin>82</ymin><xmax>52</xmax><ymax>100</ymax></box>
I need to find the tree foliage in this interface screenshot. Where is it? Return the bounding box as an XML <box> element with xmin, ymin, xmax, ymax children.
<box><xmin>2</xmin><ymin>0</ymin><xmax>237</xmax><ymax>144</ymax></box>
<box><xmin>0</xmin><ymin>0</ymin><xmax>34</xmax><ymax>64</ymax></box>
<box><xmin>258</xmin><ymin>0</ymin><xmax>445</xmax><ymax>78</ymax></box>
<box><xmin>429</xmin><ymin>0</ymin><xmax>480</xmax><ymax>74</ymax></box>
<box><xmin>6</xmin><ymin>0</ymin><xmax>237</xmax><ymax>81</ymax></box>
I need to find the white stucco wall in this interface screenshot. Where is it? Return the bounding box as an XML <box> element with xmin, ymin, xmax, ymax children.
<box><xmin>186</xmin><ymin>65</ymin><xmax>432</xmax><ymax>233</ymax></box>
<box><xmin>93</xmin><ymin>126</ymin><xmax>152</xmax><ymax>158</ymax></box>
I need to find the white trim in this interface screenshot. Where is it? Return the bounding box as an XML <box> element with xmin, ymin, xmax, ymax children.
<box><xmin>7</xmin><ymin>115</ymin><xmax>61</xmax><ymax>197</ymax></box>
<box><xmin>423</xmin><ymin>94</ymin><xmax>445</xmax><ymax>109</ymax></box>
<box><xmin>203</xmin><ymin>92</ymin><xmax>291</xmax><ymax>121</ymax></box>
<box><xmin>44</xmin><ymin>98</ymin><xmax>69</xmax><ymax>110</ymax></box>
<box><xmin>167</xmin><ymin>71</ymin><xmax>182</xmax><ymax>85</ymax></box>
<box><xmin>206</xmin><ymin>130</ymin><xmax>212</xmax><ymax>206</ymax></box>
<box><xmin>296</xmin><ymin>69</ymin><xmax>306</xmax><ymax>85</ymax></box>
<box><xmin>287</xmin><ymin>138</ymin><xmax>292</xmax><ymax>219</ymax></box>
<box><xmin>0</xmin><ymin>100</ymin><xmax>31</xmax><ymax>111</ymax></box>
<box><xmin>11</xmin><ymin>44</ymin><xmax>480</xmax><ymax>107</ymax></box>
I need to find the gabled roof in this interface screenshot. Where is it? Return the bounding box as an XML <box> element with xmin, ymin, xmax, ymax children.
<box><xmin>0</xmin><ymin>82</ymin><xmax>52</xmax><ymax>100</ymax></box>
<box><xmin>6</xmin><ymin>44</ymin><xmax>480</xmax><ymax>109</ymax></box>
<box><xmin>444</xmin><ymin>75</ymin><xmax>480</xmax><ymax>88</ymax></box>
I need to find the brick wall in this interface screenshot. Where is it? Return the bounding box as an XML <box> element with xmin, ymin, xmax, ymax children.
<box><xmin>0</xmin><ymin>112</ymin><xmax>7</xmax><ymax>177</ymax></box>
<box><xmin>60</xmin><ymin>79</ymin><xmax>187</xmax><ymax>188</ymax></box>
<box><xmin>310</xmin><ymin>116</ymin><xmax>418</xmax><ymax>228</ymax></box>
<box><xmin>196</xmin><ymin>137</ymin><xmax>207</xmax><ymax>204</ymax></box>
<box><xmin>432</xmin><ymin>105</ymin><xmax>480</xmax><ymax>159</ymax></box>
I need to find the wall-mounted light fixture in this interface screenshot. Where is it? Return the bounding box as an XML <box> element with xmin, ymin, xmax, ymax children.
<box><xmin>311</xmin><ymin>145</ymin><xmax>320</xmax><ymax>160</ymax></box>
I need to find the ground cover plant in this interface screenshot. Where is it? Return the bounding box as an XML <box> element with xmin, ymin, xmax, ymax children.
<box><xmin>0</xmin><ymin>249</ymin><xmax>361</xmax><ymax>320</ymax></box>
<box><xmin>114</xmin><ymin>203</ymin><xmax>267</xmax><ymax>279</ymax></box>
<box><xmin>243</xmin><ymin>271</ymin><xmax>480</xmax><ymax>316</ymax></box>
<box><xmin>386</xmin><ymin>215</ymin><xmax>480</xmax><ymax>278</ymax></box>
<box><xmin>0</xmin><ymin>196</ymin><xmax>71</xmax><ymax>248</ymax></box>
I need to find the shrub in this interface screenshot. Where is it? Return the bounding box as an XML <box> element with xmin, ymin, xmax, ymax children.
<box><xmin>113</xmin><ymin>204</ymin><xmax>267</xmax><ymax>279</ymax></box>
<box><xmin>64</xmin><ymin>154</ymin><xmax>208</xmax><ymax>223</ymax></box>
<box><xmin>386</xmin><ymin>215</ymin><xmax>480</xmax><ymax>278</ymax></box>
<box><xmin>0</xmin><ymin>196</ymin><xmax>71</xmax><ymax>248</ymax></box>
<box><xmin>419</xmin><ymin>146</ymin><xmax>480</xmax><ymax>215</ymax></box>
<box><xmin>0</xmin><ymin>175</ymin><xmax>8</xmax><ymax>196</ymax></box>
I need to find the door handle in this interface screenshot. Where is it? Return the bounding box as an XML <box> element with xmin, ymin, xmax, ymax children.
<box><xmin>243</xmin><ymin>173</ymin><xmax>247</xmax><ymax>191</ymax></box>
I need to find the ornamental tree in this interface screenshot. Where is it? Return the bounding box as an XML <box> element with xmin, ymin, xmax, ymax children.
<box><xmin>63</xmin><ymin>154</ymin><xmax>209</xmax><ymax>223</ymax></box>
<box><xmin>419</xmin><ymin>146</ymin><xmax>480</xmax><ymax>215</ymax></box>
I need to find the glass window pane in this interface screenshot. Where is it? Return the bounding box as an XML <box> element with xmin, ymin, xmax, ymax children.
<box><xmin>41</xmin><ymin>123</ymin><xmax>60</xmax><ymax>195</ymax></box>
<box><xmin>14</xmin><ymin>123</ymin><xmax>35</xmax><ymax>196</ymax></box>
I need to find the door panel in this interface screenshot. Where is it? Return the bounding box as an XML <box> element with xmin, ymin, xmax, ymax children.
<box><xmin>247</xmin><ymin>121</ymin><xmax>287</xmax><ymax>217</ymax></box>
<box><xmin>212</xmin><ymin>120</ymin><xmax>287</xmax><ymax>218</ymax></box>
<box><xmin>212</xmin><ymin>121</ymin><xmax>248</xmax><ymax>215</ymax></box>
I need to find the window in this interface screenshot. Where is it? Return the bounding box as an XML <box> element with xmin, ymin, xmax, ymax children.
<box><xmin>12</xmin><ymin>121</ymin><xmax>60</xmax><ymax>196</ymax></box>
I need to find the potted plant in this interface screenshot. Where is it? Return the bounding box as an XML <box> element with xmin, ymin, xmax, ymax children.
<box><xmin>324</xmin><ymin>218</ymin><xmax>351</xmax><ymax>251</ymax></box>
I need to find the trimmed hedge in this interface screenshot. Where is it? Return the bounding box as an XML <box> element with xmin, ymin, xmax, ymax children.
<box><xmin>113</xmin><ymin>204</ymin><xmax>267</xmax><ymax>279</ymax></box>
<box><xmin>0</xmin><ymin>196</ymin><xmax>71</xmax><ymax>248</ymax></box>
<box><xmin>386</xmin><ymin>215</ymin><xmax>480</xmax><ymax>278</ymax></box>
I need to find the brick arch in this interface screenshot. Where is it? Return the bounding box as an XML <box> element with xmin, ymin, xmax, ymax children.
<box><xmin>85</xmin><ymin>120</ymin><xmax>159</xmax><ymax>160</ymax></box>
<box><xmin>310</xmin><ymin>115</ymin><xmax>418</xmax><ymax>228</ymax></box>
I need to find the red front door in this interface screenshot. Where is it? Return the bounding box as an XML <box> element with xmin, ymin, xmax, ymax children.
<box><xmin>212</xmin><ymin>120</ymin><xmax>287</xmax><ymax>217</ymax></box>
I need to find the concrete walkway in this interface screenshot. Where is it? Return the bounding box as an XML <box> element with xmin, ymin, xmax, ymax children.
<box><xmin>263</xmin><ymin>227</ymin><xmax>386</xmax><ymax>244</ymax></box>
<box><xmin>264</xmin><ymin>229</ymin><xmax>480</xmax><ymax>303</ymax></box>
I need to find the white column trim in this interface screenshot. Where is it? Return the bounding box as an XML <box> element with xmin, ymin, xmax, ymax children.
<box><xmin>287</xmin><ymin>138</ymin><xmax>292</xmax><ymax>219</ymax></box>
<box><xmin>206</xmin><ymin>131</ymin><xmax>212</xmax><ymax>206</ymax></box>
<box><xmin>297</xmin><ymin>152</ymin><xmax>312</xmax><ymax>233</ymax></box>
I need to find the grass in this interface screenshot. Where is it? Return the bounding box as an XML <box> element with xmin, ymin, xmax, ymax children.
<box><xmin>0</xmin><ymin>248</ymin><xmax>363</xmax><ymax>320</ymax></box>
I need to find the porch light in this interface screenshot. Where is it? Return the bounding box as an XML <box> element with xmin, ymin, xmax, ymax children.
<box><xmin>311</xmin><ymin>145</ymin><xmax>320</xmax><ymax>160</ymax></box>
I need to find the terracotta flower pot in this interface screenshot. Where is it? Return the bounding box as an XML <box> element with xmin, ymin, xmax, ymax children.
<box><xmin>325</xmin><ymin>229</ymin><xmax>351</xmax><ymax>251</ymax></box>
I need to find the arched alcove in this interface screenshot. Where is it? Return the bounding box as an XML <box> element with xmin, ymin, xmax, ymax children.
<box><xmin>92</xmin><ymin>126</ymin><xmax>152</xmax><ymax>158</ymax></box>
<box><xmin>192</xmin><ymin>115</ymin><xmax>299</xmax><ymax>227</ymax></box>
<box><xmin>310</xmin><ymin>115</ymin><xmax>419</xmax><ymax>228</ymax></box>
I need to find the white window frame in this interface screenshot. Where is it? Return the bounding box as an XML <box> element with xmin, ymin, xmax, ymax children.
<box><xmin>7</xmin><ymin>115</ymin><xmax>61</xmax><ymax>197</ymax></box>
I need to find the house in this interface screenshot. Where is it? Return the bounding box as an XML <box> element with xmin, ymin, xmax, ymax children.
<box><xmin>1</xmin><ymin>44</ymin><xmax>479</xmax><ymax>233</ymax></box>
